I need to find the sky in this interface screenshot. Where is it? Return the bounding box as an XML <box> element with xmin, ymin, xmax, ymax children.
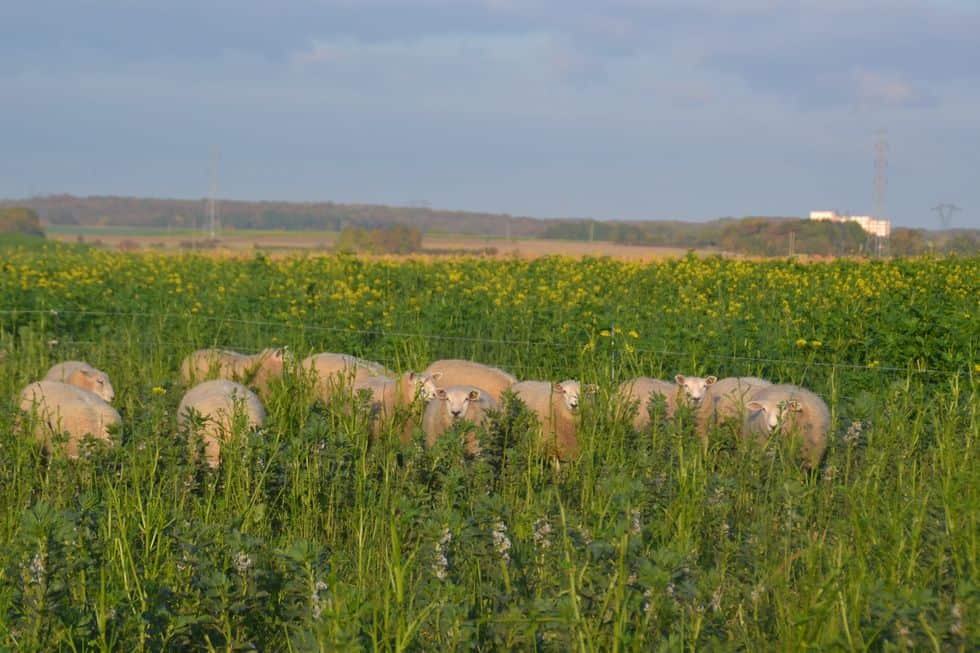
<box><xmin>1</xmin><ymin>1</ymin><xmax>977</xmax><ymax>229</ymax></box>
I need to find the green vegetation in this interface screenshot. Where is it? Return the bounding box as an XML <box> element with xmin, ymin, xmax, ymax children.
<box><xmin>335</xmin><ymin>224</ymin><xmax>423</xmax><ymax>254</ymax></box>
<box><xmin>0</xmin><ymin>207</ymin><xmax>44</xmax><ymax>239</ymax></box>
<box><xmin>0</xmin><ymin>245</ymin><xmax>977</xmax><ymax>650</ymax></box>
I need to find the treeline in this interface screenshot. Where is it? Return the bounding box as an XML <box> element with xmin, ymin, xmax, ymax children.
<box><xmin>0</xmin><ymin>207</ymin><xmax>44</xmax><ymax>238</ymax></box>
<box><xmin>3</xmin><ymin>195</ymin><xmax>976</xmax><ymax>256</ymax></box>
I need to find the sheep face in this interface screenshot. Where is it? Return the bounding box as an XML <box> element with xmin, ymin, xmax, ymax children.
<box><xmin>412</xmin><ymin>372</ymin><xmax>441</xmax><ymax>401</ymax></box>
<box><xmin>675</xmin><ymin>375</ymin><xmax>716</xmax><ymax>405</ymax></box>
<box><xmin>746</xmin><ymin>399</ymin><xmax>802</xmax><ymax>432</ymax></box>
<box><xmin>435</xmin><ymin>387</ymin><xmax>482</xmax><ymax>420</ymax></box>
<box><xmin>76</xmin><ymin>368</ymin><xmax>115</xmax><ymax>402</ymax></box>
<box><xmin>552</xmin><ymin>380</ymin><xmax>595</xmax><ymax>411</ymax></box>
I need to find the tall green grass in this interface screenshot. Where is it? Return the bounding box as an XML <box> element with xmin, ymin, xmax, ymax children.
<box><xmin>0</xmin><ymin>247</ymin><xmax>976</xmax><ymax>650</ymax></box>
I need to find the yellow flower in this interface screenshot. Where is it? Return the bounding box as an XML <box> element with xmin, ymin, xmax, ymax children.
<box><xmin>795</xmin><ymin>338</ymin><xmax>808</xmax><ymax>347</ymax></box>
<box><xmin>628</xmin><ymin>330</ymin><xmax>639</xmax><ymax>339</ymax></box>
<box><xmin>151</xmin><ymin>386</ymin><xmax>166</xmax><ymax>395</ymax></box>
<box><xmin>599</xmin><ymin>329</ymin><xmax>611</xmax><ymax>337</ymax></box>
<box><xmin>810</xmin><ymin>340</ymin><xmax>822</xmax><ymax>349</ymax></box>
<box><xmin>867</xmin><ymin>361</ymin><xmax>880</xmax><ymax>369</ymax></box>
<box><xmin>974</xmin><ymin>363</ymin><xmax>980</xmax><ymax>373</ymax></box>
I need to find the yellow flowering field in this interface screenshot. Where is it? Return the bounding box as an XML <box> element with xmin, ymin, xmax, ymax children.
<box><xmin>0</xmin><ymin>240</ymin><xmax>977</xmax><ymax>650</ymax></box>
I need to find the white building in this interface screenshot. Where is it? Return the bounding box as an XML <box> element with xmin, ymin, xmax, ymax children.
<box><xmin>809</xmin><ymin>210</ymin><xmax>891</xmax><ymax>238</ymax></box>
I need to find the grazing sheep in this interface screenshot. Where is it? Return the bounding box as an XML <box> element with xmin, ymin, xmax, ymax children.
<box><xmin>673</xmin><ymin>374</ymin><xmax>717</xmax><ymax>408</ymax></box>
<box><xmin>695</xmin><ymin>376</ymin><xmax>772</xmax><ymax>438</ymax></box>
<box><xmin>421</xmin><ymin>385</ymin><xmax>497</xmax><ymax>455</ymax></box>
<box><xmin>180</xmin><ymin>348</ymin><xmax>286</xmax><ymax>398</ymax></box>
<box><xmin>743</xmin><ymin>384</ymin><xmax>831</xmax><ymax>468</ymax></box>
<box><xmin>617</xmin><ymin>377</ymin><xmax>681</xmax><ymax>430</ymax></box>
<box><xmin>43</xmin><ymin>360</ymin><xmax>115</xmax><ymax>402</ymax></box>
<box><xmin>355</xmin><ymin>371</ymin><xmax>442</xmax><ymax>442</ymax></box>
<box><xmin>422</xmin><ymin>359</ymin><xmax>517</xmax><ymax>403</ymax></box>
<box><xmin>18</xmin><ymin>381</ymin><xmax>120</xmax><ymax>458</ymax></box>
<box><xmin>511</xmin><ymin>380</ymin><xmax>595</xmax><ymax>460</ymax></box>
<box><xmin>177</xmin><ymin>380</ymin><xmax>266</xmax><ymax>468</ymax></box>
<box><xmin>302</xmin><ymin>352</ymin><xmax>393</xmax><ymax>402</ymax></box>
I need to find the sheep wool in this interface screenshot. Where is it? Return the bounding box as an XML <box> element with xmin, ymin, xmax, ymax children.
<box><xmin>695</xmin><ymin>376</ymin><xmax>772</xmax><ymax>438</ymax></box>
<box><xmin>43</xmin><ymin>360</ymin><xmax>115</xmax><ymax>402</ymax></box>
<box><xmin>422</xmin><ymin>359</ymin><xmax>518</xmax><ymax>403</ymax></box>
<box><xmin>178</xmin><ymin>379</ymin><xmax>266</xmax><ymax>468</ymax></box>
<box><xmin>19</xmin><ymin>380</ymin><xmax>120</xmax><ymax>458</ymax></box>
<box><xmin>421</xmin><ymin>385</ymin><xmax>497</xmax><ymax>455</ymax></box>
<box><xmin>302</xmin><ymin>352</ymin><xmax>392</xmax><ymax>402</ymax></box>
<box><xmin>743</xmin><ymin>384</ymin><xmax>831</xmax><ymax>468</ymax></box>
<box><xmin>512</xmin><ymin>380</ymin><xmax>593</xmax><ymax>461</ymax></box>
<box><xmin>180</xmin><ymin>348</ymin><xmax>286</xmax><ymax>398</ymax></box>
<box><xmin>617</xmin><ymin>377</ymin><xmax>682</xmax><ymax>430</ymax></box>
<box><xmin>355</xmin><ymin>371</ymin><xmax>441</xmax><ymax>442</ymax></box>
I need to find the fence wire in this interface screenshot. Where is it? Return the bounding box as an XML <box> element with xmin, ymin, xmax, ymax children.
<box><xmin>0</xmin><ymin>307</ymin><xmax>972</xmax><ymax>379</ymax></box>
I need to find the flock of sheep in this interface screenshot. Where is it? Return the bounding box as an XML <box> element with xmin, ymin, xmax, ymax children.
<box><xmin>16</xmin><ymin>347</ymin><xmax>831</xmax><ymax>468</ymax></box>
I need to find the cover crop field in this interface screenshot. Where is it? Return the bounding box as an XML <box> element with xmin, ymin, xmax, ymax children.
<box><xmin>0</xmin><ymin>240</ymin><xmax>977</xmax><ymax>650</ymax></box>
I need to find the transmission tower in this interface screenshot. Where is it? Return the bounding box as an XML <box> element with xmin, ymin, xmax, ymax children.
<box><xmin>931</xmin><ymin>203</ymin><xmax>960</xmax><ymax>228</ymax></box>
<box><xmin>873</xmin><ymin>129</ymin><xmax>888</xmax><ymax>220</ymax></box>
<box><xmin>208</xmin><ymin>146</ymin><xmax>220</xmax><ymax>239</ymax></box>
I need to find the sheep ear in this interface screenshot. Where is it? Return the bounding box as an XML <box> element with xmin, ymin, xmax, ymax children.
<box><xmin>787</xmin><ymin>400</ymin><xmax>803</xmax><ymax>412</ymax></box>
<box><xmin>706</xmin><ymin>376</ymin><xmax>717</xmax><ymax>385</ymax></box>
<box><xmin>552</xmin><ymin>382</ymin><xmax>566</xmax><ymax>393</ymax></box>
<box><xmin>436</xmin><ymin>388</ymin><xmax>448</xmax><ymax>399</ymax></box>
<box><xmin>467</xmin><ymin>389</ymin><xmax>481</xmax><ymax>401</ymax></box>
<box><xmin>746</xmin><ymin>401</ymin><xmax>765</xmax><ymax>412</ymax></box>
<box><xmin>674</xmin><ymin>374</ymin><xmax>685</xmax><ymax>385</ymax></box>
<box><xmin>430</xmin><ymin>372</ymin><xmax>443</xmax><ymax>381</ymax></box>
<box><xmin>408</xmin><ymin>371</ymin><xmax>418</xmax><ymax>381</ymax></box>
<box><xmin>584</xmin><ymin>383</ymin><xmax>598</xmax><ymax>394</ymax></box>
<box><xmin>80</xmin><ymin>369</ymin><xmax>96</xmax><ymax>378</ymax></box>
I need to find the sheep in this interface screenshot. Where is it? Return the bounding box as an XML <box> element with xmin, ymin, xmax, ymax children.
<box><xmin>177</xmin><ymin>379</ymin><xmax>266</xmax><ymax>468</ymax></box>
<box><xmin>421</xmin><ymin>385</ymin><xmax>498</xmax><ymax>455</ymax></box>
<box><xmin>422</xmin><ymin>359</ymin><xmax>518</xmax><ymax>403</ymax></box>
<box><xmin>302</xmin><ymin>352</ymin><xmax>393</xmax><ymax>402</ymax></box>
<box><xmin>743</xmin><ymin>384</ymin><xmax>831</xmax><ymax>468</ymax></box>
<box><xmin>617</xmin><ymin>374</ymin><xmax>716</xmax><ymax>430</ymax></box>
<box><xmin>355</xmin><ymin>371</ymin><xmax>442</xmax><ymax>442</ymax></box>
<box><xmin>180</xmin><ymin>347</ymin><xmax>286</xmax><ymax>398</ymax></box>
<box><xmin>43</xmin><ymin>360</ymin><xmax>115</xmax><ymax>402</ymax></box>
<box><xmin>18</xmin><ymin>380</ymin><xmax>120</xmax><ymax>458</ymax></box>
<box><xmin>617</xmin><ymin>377</ymin><xmax>681</xmax><ymax>430</ymax></box>
<box><xmin>511</xmin><ymin>380</ymin><xmax>595</xmax><ymax>461</ymax></box>
<box><xmin>695</xmin><ymin>376</ymin><xmax>772</xmax><ymax>438</ymax></box>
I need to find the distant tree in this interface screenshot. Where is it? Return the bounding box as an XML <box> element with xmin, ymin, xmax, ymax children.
<box><xmin>0</xmin><ymin>207</ymin><xmax>44</xmax><ymax>238</ymax></box>
<box><xmin>335</xmin><ymin>225</ymin><xmax>422</xmax><ymax>254</ymax></box>
<box><xmin>890</xmin><ymin>228</ymin><xmax>928</xmax><ymax>256</ymax></box>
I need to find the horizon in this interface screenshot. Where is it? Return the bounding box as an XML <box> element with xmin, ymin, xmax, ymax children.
<box><xmin>2</xmin><ymin>1</ymin><xmax>978</xmax><ymax>230</ymax></box>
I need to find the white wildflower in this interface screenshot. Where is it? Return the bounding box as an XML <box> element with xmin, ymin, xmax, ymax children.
<box><xmin>432</xmin><ymin>527</ymin><xmax>451</xmax><ymax>581</ymax></box>
<box><xmin>491</xmin><ymin>521</ymin><xmax>511</xmax><ymax>564</ymax></box>
<box><xmin>311</xmin><ymin>580</ymin><xmax>329</xmax><ymax>620</ymax></box>
<box><xmin>720</xmin><ymin>522</ymin><xmax>730</xmax><ymax>538</ymax></box>
<box><xmin>843</xmin><ymin>420</ymin><xmax>863</xmax><ymax>444</ymax></box>
<box><xmin>950</xmin><ymin>603</ymin><xmax>964</xmax><ymax>637</ymax></box>
<box><xmin>29</xmin><ymin>551</ymin><xmax>46</xmax><ymax>584</ymax></box>
<box><xmin>642</xmin><ymin>587</ymin><xmax>654</xmax><ymax>614</ymax></box>
<box><xmin>235</xmin><ymin>551</ymin><xmax>253</xmax><ymax>575</ymax></box>
<box><xmin>533</xmin><ymin>518</ymin><xmax>553</xmax><ymax>549</ymax></box>
<box><xmin>630</xmin><ymin>509</ymin><xmax>641</xmax><ymax>535</ymax></box>
<box><xmin>750</xmin><ymin>584</ymin><xmax>765</xmax><ymax>605</ymax></box>
<box><xmin>710</xmin><ymin>586</ymin><xmax>723</xmax><ymax>612</ymax></box>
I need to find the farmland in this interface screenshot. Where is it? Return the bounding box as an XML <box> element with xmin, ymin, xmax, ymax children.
<box><xmin>0</xmin><ymin>239</ymin><xmax>977</xmax><ymax>650</ymax></box>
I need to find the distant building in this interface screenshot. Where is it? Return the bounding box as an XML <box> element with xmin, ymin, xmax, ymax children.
<box><xmin>809</xmin><ymin>210</ymin><xmax>891</xmax><ymax>238</ymax></box>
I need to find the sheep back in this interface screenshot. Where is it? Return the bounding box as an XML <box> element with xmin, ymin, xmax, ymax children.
<box><xmin>618</xmin><ymin>377</ymin><xmax>678</xmax><ymax>430</ymax></box>
<box><xmin>43</xmin><ymin>360</ymin><xmax>115</xmax><ymax>402</ymax></box>
<box><xmin>18</xmin><ymin>381</ymin><xmax>119</xmax><ymax>458</ymax></box>
<box><xmin>422</xmin><ymin>359</ymin><xmax>517</xmax><ymax>403</ymax></box>
<box><xmin>696</xmin><ymin>376</ymin><xmax>772</xmax><ymax>438</ymax></box>
<box><xmin>178</xmin><ymin>379</ymin><xmax>266</xmax><ymax>467</ymax></box>
<box><xmin>511</xmin><ymin>380</ymin><xmax>581</xmax><ymax>460</ymax></box>
<box><xmin>743</xmin><ymin>384</ymin><xmax>830</xmax><ymax>468</ymax></box>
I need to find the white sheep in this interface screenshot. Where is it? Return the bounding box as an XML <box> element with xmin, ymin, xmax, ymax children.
<box><xmin>355</xmin><ymin>371</ymin><xmax>442</xmax><ymax>442</ymax></box>
<box><xmin>743</xmin><ymin>384</ymin><xmax>831</xmax><ymax>468</ymax></box>
<box><xmin>421</xmin><ymin>385</ymin><xmax>498</xmax><ymax>455</ymax></box>
<box><xmin>43</xmin><ymin>360</ymin><xmax>115</xmax><ymax>402</ymax></box>
<box><xmin>422</xmin><ymin>359</ymin><xmax>518</xmax><ymax>403</ymax></box>
<box><xmin>177</xmin><ymin>379</ymin><xmax>266</xmax><ymax>468</ymax></box>
<box><xmin>617</xmin><ymin>377</ymin><xmax>681</xmax><ymax>430</ymax></box>
<box><xmin>301</xmin><ymin>352</ymin><xmax>393</xmax><ymax>402</ymax></box>
<box><xmin>695</xmin><ymin>376</ymin><xmax>772</xmax><ymax>438</ymax></box>
<box><xmin>18</xmin><ymin>380</ymin><xmax>120</xmax><ymax>458</ymax></box>
<box><xmin>180</xmin><ymin>348</ymin><xmax>286</xmax><ymax>398</ymax></box>
<box><xmin>511</xmin><ymin>380</ymin><xmax>595</xmax><ymax>460</ymax></box>
<box><xmin>674</xmin><ymin>374</ymin><xmax>717</xmax><ymax>408</ymax></box>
